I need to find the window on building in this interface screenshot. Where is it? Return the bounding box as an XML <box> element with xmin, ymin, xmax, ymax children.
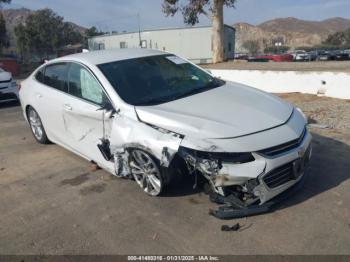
<box><xmin>120</xmin><ymin>42</ymin><xmax>127</xmax><ymax>49</ymax></box>
<box><xmin>141</xmin><ymin>40</ymin><xmax>147</xmax><ymax>48</ymax></box>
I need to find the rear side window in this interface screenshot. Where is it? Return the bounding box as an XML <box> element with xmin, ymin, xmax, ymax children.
<box><xmin>35</xmin><ymin>68</ymin><xmax>45</xmax><ymax>83</ymax></box>
<box><xmin>43</xmin><ymin>63</ymin><xmax>68</xmax><ymax>92</ymax></box>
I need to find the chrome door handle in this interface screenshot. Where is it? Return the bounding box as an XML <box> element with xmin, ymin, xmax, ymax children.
<box><xmin>64</xmin><ymin>104</ymin><xmax>72</xmax><ymax>111</ymax></box>
<box><xmin>36</xmin><ymin>93</ymin><xmax>42</xmax><ymax>98</ymax></box>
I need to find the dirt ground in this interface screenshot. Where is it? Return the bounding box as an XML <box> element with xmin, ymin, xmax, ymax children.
<box><xmin>202</xmin><ymin>60</ymin><xmax>350</xmax><ymax>72</ymax></box>
<box><xmin>0</xmin><ymin>95</ymin><xmax>349</xmax><ymax>255</ymax></box>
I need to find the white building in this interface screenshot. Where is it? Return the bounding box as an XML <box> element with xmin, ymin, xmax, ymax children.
<box><xmin>88</xmin><ymin>25</ymin><xmax>235</xmax><ymax>64</ymax></box>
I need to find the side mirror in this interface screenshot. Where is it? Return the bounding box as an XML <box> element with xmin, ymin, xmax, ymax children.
<box><xmin>97</xmin><ymin>95</ymin><xmax>117</xmax><ymax>114</ymax></box>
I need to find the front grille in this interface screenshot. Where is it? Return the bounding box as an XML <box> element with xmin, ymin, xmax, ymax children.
<box><xmin>258</xmin><ymin>127</ymin><xmax>306</xmax><ymax>156</ymax></box>
<box><xmin>263</xmin><ymin>162</ymin><xmax>294</xmax><ymax>188</ymax></box>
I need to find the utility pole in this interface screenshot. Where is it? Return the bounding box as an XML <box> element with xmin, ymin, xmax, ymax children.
<box><xmin>138</xmin><ymin>13</ymin><xmax>142</xmax><ymax>47</ymax></box>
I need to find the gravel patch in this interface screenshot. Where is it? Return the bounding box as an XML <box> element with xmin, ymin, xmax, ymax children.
<box><xmin>277</xmin><ymin>93</ymin><xmax>350</xmax><ymax>131</ymax></box>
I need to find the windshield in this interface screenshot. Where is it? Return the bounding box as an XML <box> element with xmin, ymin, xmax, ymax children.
<box><xmin>98</xmin><ymin>54</ymin><xmax>225</xmax><ymax>106</ymax></box>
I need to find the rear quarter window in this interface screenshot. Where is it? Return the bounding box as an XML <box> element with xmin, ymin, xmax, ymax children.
<box><xmin>35</xmin><ymin>68</ymin><xmax>45</xmax><ymax>83</ymax></box>
<box><xmin>43</xmin><ymin>63</ymin><xmax>68</xmax><ymax>92</ymax></box>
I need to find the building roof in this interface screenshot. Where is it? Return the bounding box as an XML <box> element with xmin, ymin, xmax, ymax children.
<box><xmin>89</xmin><ymin>24</ymin><xmax>235</xmax><ymax>40</ymax></box>
<box><xmin>54</xmin><ymin>48</ymin><xmax>167</xmax><ymax>65</ymax></box>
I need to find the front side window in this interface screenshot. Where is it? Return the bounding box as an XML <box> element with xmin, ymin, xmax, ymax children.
<box><xmin>98</xmin><ymin>55</ymin><xmax>225</xmax><ymax>106</ymax></box>
<box><xmin>67</xmin><ymin>63</ymin><xmax>105</xmax><ymax>105</ymax></box>
<box><xmin>43</xmin><ymin>63</ymin><xmax>68</xmax><ymax>92</ymax></box>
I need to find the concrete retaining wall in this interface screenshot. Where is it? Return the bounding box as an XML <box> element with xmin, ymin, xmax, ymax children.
<box><xmin>209</xmin><ymin>69</ymin><xmax>350</xmax><ymax>100</ymax></box>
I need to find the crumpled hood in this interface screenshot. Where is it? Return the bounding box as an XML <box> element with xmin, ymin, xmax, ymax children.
<box><xmin>135</xmin><ymin>82</ymin><xmax>294</xmax><ymax>139</ymax></box>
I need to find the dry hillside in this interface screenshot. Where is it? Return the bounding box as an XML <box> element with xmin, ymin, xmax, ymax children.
<box><xmin>235</xmin><ymin>17</ymin><xmax>350</xmax><ymax>53</ymax></box>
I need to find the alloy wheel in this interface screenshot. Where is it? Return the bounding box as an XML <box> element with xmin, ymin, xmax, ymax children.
<box><xmin>129</xmin><ymin>150</ymin><xmax>162</xmax><ymax>196</ymax></box>
<box><xmin>29</xmin><ymin>109</ymin><xmax>44</xmax><ymax>141</ymax></box>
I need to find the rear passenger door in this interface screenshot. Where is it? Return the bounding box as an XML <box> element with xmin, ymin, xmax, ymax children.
<box><xmin>34</xmin><ymin>63</ymin><xmax>71</xmax><ymax>146</ymax></box>
<box><xmin>63</xmin><ymin>62</ymin><xmax>113</xmax><ymax>167</ymax></box>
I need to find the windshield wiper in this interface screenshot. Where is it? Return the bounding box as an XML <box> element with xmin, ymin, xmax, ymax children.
<box><xmin>134</xmin><ymin>97</ymin><xmax>172</xmax><ymax>106</ymax></box>
<box><xmin>135</xmin><ymin>78</ymin><xmax>225</xmax><ymax>106</ymax></box>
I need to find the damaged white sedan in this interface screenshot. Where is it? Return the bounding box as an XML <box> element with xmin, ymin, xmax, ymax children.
<box><xmin>19</xmin><ymin>49</ymin><xmax>312</xmax><ymax>218</ymax></box>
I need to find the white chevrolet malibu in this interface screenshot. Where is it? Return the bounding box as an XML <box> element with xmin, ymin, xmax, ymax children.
<box><xmin>19</xmin><ymin>49</ymin><xmax>312</xmax><ymax>218</ymax></box>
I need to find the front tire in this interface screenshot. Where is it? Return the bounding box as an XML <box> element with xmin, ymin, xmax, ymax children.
<box><xmin>27</xmin><ymin>106</ymin><xmax>50</xmax><ymax>144</ymax></box>
<box><xmin>128</xmin><ymin>149</ymin><xmax>164</xmax><ymax>196</ymax></box>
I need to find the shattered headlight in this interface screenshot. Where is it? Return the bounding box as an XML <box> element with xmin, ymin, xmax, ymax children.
<box><xmin>178</xmin><ymin>147</ymin><xmax>255</xmax><ymax>165</ymax></box>
<box><xmin>296</xmin><ymin>107</ymin><xmax>307</xmax><ymax>123</ymax></box>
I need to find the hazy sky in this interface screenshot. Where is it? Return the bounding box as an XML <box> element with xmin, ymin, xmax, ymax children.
<box><xmin>5</xmin><ymin>0</ymin><xmax>350</xmax><ymax>32</ymax></box>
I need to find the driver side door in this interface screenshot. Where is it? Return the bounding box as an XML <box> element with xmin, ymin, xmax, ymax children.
<box><xmin>63</xmin><ymin>62</ymin><xmax>114</xmax><ymax>170</ymax></box>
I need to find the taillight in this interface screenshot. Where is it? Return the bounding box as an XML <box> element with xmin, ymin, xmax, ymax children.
<box><xmin>17</xmin><ymin>83</ymin><xmax>21</xmax><ymax>91</ymax></box>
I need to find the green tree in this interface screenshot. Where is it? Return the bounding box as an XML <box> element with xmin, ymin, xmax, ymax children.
<box><xmin>162</xmin><ymin>0</ymin><xmax>237</xmax><ymax>64</ymax></box>
<box><xmin>14</xmin><ymin>23</ymin><xmax>27</xmax><ymax>60</ymax></box>
<box><xmin>0</xmin><ymin>13</ymin><xmax>7</xmax><ymax>53</ymax></box>
<box><xmin>85</xmin><ymin>26</ymin><xmax>104</xmax><ymax>37</ymax></box>
<box><xmin>0</xmin><ymin>0</ymin><xmax>11</xmax><ymax>54</ymax></box>
<box><xmin>83</xmin><ymin>26</ymin><xmax>104</xmax><ymax>48</ymax></box>
<box><xmin>14</xmin><ymin>8</ymin><xmax>82</xmax><ymax>60</ymax></box>
<box><xmin>242</xmin><ymin>40</ymin><xmax>260</xmax><ymax>55</ymax></box>
<box><xmin>61</xmin><ymin>22</ymin><xmax>83</xmax><ymax>46</ymax></box>
<box><xmin>323</xmin><ymin>28</ymin><xmax>350</xmax><ymax>48</ymax></box>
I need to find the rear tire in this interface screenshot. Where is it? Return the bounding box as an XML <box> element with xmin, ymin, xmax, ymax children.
<box><xmin>27</xmin><ymin>106</ymin><xmax>50</xmax><ymax>144</ymax></box>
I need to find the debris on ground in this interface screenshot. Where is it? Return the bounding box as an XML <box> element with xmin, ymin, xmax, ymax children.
<box><xmin>152</xmin><ymin>233</ymin><xmax>158</xmax><ymax>240</ymax></box>
<box><xmin>89</xmin><ymin>162</ymin><xmax>101</xmax><ymax>172</ymax></box>
<box><xmin>221</xmin><ymin>223</ymin><xmax>240</xmax><ymax>232</ymax></box>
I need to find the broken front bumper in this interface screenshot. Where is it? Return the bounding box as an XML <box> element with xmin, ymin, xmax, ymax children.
<box><xmin>180</xmin><ymin>126</ymin><xmax>312</xmax><ymax>219</ymax></box>
<box><xmin>209</xmin><ymin>131</ymin><xmax>312</xmax><ymax>219</ymax></box>
<box><xmin>209</xmin><ymin>168</ymin><xmax>308</xmax><ymax>219</ymax></box>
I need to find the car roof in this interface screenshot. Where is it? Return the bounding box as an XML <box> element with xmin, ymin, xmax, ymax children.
<box><xmin>53</xmin><ymin>48</ymin><xmax>167</xmax><ymax>65</ymax></box>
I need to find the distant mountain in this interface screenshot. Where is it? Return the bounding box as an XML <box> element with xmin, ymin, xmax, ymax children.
<box><xmin>259</xmin><ymin>17</ymin><xmax>350</xmax><ymax>36</ymax></box>
<box><xmin>2</xmin><ymin>8</ymin><xmax>86</xmax><ymax>48</ymax></box>
<box><xmin>235</xmin><ymin>17</ymin><xmax>350</xmax><ymax>53</ymax></box>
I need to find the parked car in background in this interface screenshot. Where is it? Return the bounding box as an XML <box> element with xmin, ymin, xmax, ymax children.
<box><xmin>19</xmin><ymin>49</ymin><xmax>312</xmax><ymax>219</ymax></box>
<box><xmin>343</xmin><ymin>49</ymin><xmax>350</xmax><ymax>58</ymax></box>
<box><xmin>331</xmin><ymin>50</ymin><xmax>349</xmax><ymax>61</ymax></box>
<box><xmin>248</xmin><ymin>54</ymin><xmax>293</xmax><ymax>62</ymax></box>
<box><xmin>292</xmin><ymin>50</ymin><xmax>311</xmax><ymax>61</ymax></box>
<box><xmin>307</xmin><ymin>51</ymin><xmax>318</xmax><ymax>61</ymax></box>
<box><xmin>317</xmin><ymin>51</ymin><xmax>332</xmax><ymax>61</ymax></box>
<box><xmin>234</xmin><ymin>53</ymin><xmax>249</xmax><ymax>61</ymax></box>
<box><xmin>0</xmin><ymin>67</ymin><xmax>18</xmax><ymax>102</ymax></box>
